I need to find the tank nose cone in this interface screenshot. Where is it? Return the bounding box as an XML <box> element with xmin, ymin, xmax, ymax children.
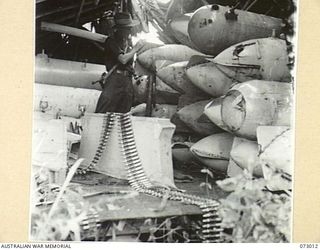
<box><xmin>190</xmin><ymin>133</ymin><xmax>234</xmax><ymax>172</ymax></box>
<box><xmin>204</xmin><ymin>98</ymin><xmax>224</xmax><ymax>128</ymax></box>
<box><xmin>158</xmin><ymin>61</ymin><xmax>203</xmax><ymax>95</ymax></box>
<box><xmin>221</xmin><ymin>90</ymin><xmax>246</xmax><ymax>132</ymax></box>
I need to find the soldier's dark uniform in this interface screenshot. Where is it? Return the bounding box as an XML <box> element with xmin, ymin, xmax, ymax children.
<box><xmin>95</xmin><ymin>34</ymin><xmax>134</xmax><ymax>113</ymax></box>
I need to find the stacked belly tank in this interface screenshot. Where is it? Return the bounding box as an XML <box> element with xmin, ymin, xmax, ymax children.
<box><xmin>187</xmin><ymin>5</ymin><xmax>282</xmax><ymax>56</ymax></box>
<box><xmin>134</xmin><ymin>1</ymin><xmax>293</xmax><ymax>187</ymax></box>
<box><xmin>30</xmin><ymin>0</ymin><xmax>296</xmax><ymax>243</ymax></box>
<box><xmin>34</xmin><ymin>0</ymin><xmax>294</xmax><ymax>192</ymax></box>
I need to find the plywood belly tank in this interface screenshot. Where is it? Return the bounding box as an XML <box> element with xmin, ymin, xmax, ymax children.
<box><xmin>186</xmin><ymin>61</ymin><xmax>235</xmax><ymax>97</ymax></box>
<box><xmin>211</xmin><ymin>37</ymin><xmax>291</xmax><ymax>82</ymax></box>
<box><xmin>157</xmin><ymin>61</ymin><xmax>207</xmax><ymax>96</ymax></box>
<box><xmin>137</xmin><ymin>44</ymin><xmax>205</xmax><ymax>70</ymax></box>
<box><xmin>221</xmin><ymin>80</ymin><xmax>293</xmax><ymax>140</ymax></box>
<box><xmin>190</xmin><ymin>133</ymin><xmax>234</xmax><ymax>173</ymax></box>
<box><xmin>35</xmin><ymin>53</ymin><xmax>105</xmax><ymax>90</ymax></box>
<box><xmin>33</xmin><ymin>83</ymin><xmax>101</xmax><ymax>118</ymax></box>
<box><xmin>186</xmin><ymin>37</ymin><xmax>291</xmax><ymax>97</ymax></box>
<box><xmin>188</xmin><ymin>5</ymin><xmax>282</xmax><ymax>55</ymax></box>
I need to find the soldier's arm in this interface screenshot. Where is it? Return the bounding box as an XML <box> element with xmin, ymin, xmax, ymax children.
<box><xmin>118</xmin><ymin>40</ymin><xmax>145</xmax><ymax>64</ymax></box>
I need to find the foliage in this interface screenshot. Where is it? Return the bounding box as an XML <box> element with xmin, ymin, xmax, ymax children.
<box><xmin>30</xmin><ymin>187</ymin><xmax>88</xmax><ymax>241</ymax></box>
<box><xmin>143</xmin><ymin>216</ymin><xmax>199</xmax><ymax>243</ymax></box>
<box><xmin>30</xmin><ymin>164</ymin><xmax>90</xmax><ymax>241</ymax></box>
<box><xmin>217</xmin><ymin>171</ymin><xmax>291</xmax><ymax>243</ymax></box>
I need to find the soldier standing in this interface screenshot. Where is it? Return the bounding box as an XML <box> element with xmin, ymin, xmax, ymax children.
<box><xmin>95</xmin><ymin>12</ymin><xmax>144</xmax><ymax>113</ymax></box>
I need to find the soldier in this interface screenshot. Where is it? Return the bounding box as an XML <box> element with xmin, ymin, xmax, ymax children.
<box><xmin>95</xmin><ymin>12</ymin><xmax>145</xmax><ymax>113</ymax></box>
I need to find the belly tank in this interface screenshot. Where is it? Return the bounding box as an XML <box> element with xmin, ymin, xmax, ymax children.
<box><xmin>188</xmin><ymin>5</ymin><xmax>282</xmax><ymax>55</ymax></box>
<box><xmin>221</xmin><ymin>80</ymin><xmax>293</xmax><ymax>140</ymax></box>
<box><xmin>35</xmin><ymin>53</ymin><xmax>105</xmax><ymax>90</ymax></box>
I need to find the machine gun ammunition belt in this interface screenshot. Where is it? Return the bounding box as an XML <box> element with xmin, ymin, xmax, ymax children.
<box><xmin>77</xmin><ymin>112</ymin><xmax>222</xmax><ymax>242</ymax></box>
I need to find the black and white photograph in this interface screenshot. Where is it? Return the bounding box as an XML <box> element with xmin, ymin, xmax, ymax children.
<box><xmin>30</xmin><ymin>0</ymin><xmax>297</xmax><ymax>243</ymax></box>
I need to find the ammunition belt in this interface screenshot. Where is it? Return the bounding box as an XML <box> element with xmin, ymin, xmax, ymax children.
<box><xmin>76</xmin><ymin>113</ymin><xmax>115</xmax><ymax>175</ymax></box>
<box><xmin>77</xmin><ymin>112</ymin><xmax>222</xmax><ymax>243</ymax></box>
<box><xmin>80</xmin><ymin>207</ymin><xmax>101</xmax><ymax>240</ymax></box>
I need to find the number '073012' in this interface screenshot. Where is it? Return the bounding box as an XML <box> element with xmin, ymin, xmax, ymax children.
<box><xmin>300</xmin><ymin>244</ymin><xmax>319</xmax><ymax>248</ymax></box>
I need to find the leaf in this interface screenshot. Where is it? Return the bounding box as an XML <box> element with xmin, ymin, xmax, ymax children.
<box><xmin>201</xmin><ymin>168</ymin><xmax>214</xmax><ymax>178</ymax></box>
<box><xmin>199</xmin><ymin>182</ymin><xmax>212</xmax><ymax>190</ymax></box>
<box><xmin>200</xmin><ymin>182</ymin><xmax>206</xmax><ymax>188</ymax></box>
<box><xmin>217</xmin><ymin>177</ymin><xmax>239</xmax><ymax>192</ymax></box>
<box><xmin>207</xmin><ymin>169</ymin><xmax>214</xmax><ymax>179</ymax></box>
<box><xmin>201</xmin><ymin>168</ymin><xmax>208</xmax><ymax>174</ymax></box>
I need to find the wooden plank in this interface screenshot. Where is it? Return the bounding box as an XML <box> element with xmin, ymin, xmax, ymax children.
<box><xmin>86</xmin><ymin>192</ymin><xmax>202</xmax><ymax>221</ymax></box>
<box><xmin>67</xmin><ymin>172</ymin><xmax>227</xmax><ymax>222</ymax></box>
<box><xmin>145</xmin><ymin>75</ymin><xmax>153</xmax><ymax>117</ymax></box>
<box><xmin>41</xmin><ymin>22</ymin><xmax>108</xmax><ymax>43</ymax></box>
<box><xmin>37</xmin><ymin>171</ymin><xmax>226</xmax><ymax>223</ymax></box>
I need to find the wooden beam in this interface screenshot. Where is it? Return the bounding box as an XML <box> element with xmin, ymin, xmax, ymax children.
<box><xmin>41</xmin><ymin>22</ymin><xmax>108</xmax><ymax>43</ymax></box>
<box><xmin>145</xmin><ymin>75</ymin><xmax>154</xmax><ymax>117</ymax></box>
<box><xmin>242</xmin><ymin>0</ymin><xmax>252</xmax><ymax>10</ymax></box>
<box><xmin>75</xmin><ymin>0</ymin><xmax>86</xmax><ymax>25</ymax></box>
<box><xmin>37</xmin><ymin>8</ymin><xmax>107</xmax><ymax>41</ymax></box>
<box><xmin>36</xmin><ymin>0</ymin><xmax>95</xmax><ymax>19</ymax></box>
<box><xmin>245</xmin><ymin>0</ymin><xmax>259</xmax><ymax>11</ymax></box>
